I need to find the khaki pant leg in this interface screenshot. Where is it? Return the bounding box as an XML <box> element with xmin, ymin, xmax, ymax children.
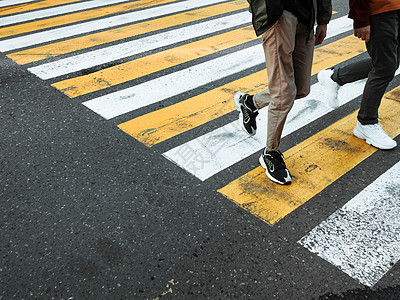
<box><xmin>253</xmin><ymin>88</ymin><xmax>272</xmax><ymax>109</ymax></box>
<box><xmin>262</xmin><ymin>10</ymin><xmax>298</xmax><ymax>151</ymax></box>
<box><xmin>293</xmin><ymin>25</ymin><xmax>315</xmax><ymax>99</ymax></box>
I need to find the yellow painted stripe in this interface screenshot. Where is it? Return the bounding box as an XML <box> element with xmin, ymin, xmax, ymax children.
<box><xmin>53</xmin><ymin>25</ymin><xmax>256</xmax><ymax>97</ymax></box>
<box><xmin>8</xmin><ymin>0</ymin><xmax>248</xmax><ymax>65</ymax></box>
<box><xmin>0</xmin><ymin>0</ymin><xmax>176</xmax><ymax>39</ymax></box>
<box><xmin>118</xmin><ymin>35</ymin><xmax>366</xmax><ymax>147</ymax></box>
<box><xmin>218</xmin><ymin>86</ymin><xmax>400</xmax><ymax>226</ymax></box>
<box><xmin>0</xmin><ymin>0</ymin><xmax>82</xmax><ymax>16</ymax></box>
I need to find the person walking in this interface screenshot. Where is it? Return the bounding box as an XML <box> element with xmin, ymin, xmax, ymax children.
<box><xmin>346</xmin><ymin>0</ymin><xmax>399</xmax><ymax>150</ymax></box>
<box><xmin>234</xmin><ymin>0</ymin><xmax>332</xmax><ymax>185</ymax></box>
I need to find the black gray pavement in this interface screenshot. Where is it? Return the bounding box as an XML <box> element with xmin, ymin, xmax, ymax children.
<box><xmin>2</xmin><ymin>1</ymin><xmax>400</xmax><ymax>299</ymax></box>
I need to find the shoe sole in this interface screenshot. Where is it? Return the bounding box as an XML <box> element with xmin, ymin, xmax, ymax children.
<box><xmin>353</xmin><ymin>127</ymin><xmax>397</xmax><ymax>150</ymax></box>
<box><xmin>259</xmin><ymin>155</ymin><xmax>291</xmax><ymax>185</ymax></box>
<box><xmin>234</xmin><ymin>92</ymin><xmax>256</xmax><ymax>136</ymax></box>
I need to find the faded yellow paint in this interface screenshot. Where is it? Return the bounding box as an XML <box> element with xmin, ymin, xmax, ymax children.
<box><xmin>0</xmin><ymin>0</ymin><xmax>82</xmax><ymax>16</ymax></box>
<box><xmin>0</xmin><ymin>0</ymin><xmax>176</xmax><ymax>39</ymax></box>
<box><xmin>218</xmin><ymin>86</ymin><xmax>400</xmax><ymax>225</ymax></box>
<box><xmin>53</xmin><ymin>25</ymin><xmax>256</xmax><ymax>97</ymax></box>
<box><xmin>7</xmin><ymin>0</ymin><xmax>248</xmax><ymax>65</ymax></box>
<box><xmin>118</xmin><ymin>35</ymin><xmax>366</xmax><ymax>147</ymax></box>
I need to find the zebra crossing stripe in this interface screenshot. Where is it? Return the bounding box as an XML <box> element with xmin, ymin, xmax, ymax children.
<box><xmin>0</xmin><ymin>0</ymin><xmax>81</xmax><ymax>14</ymax></box>
<box><xmin>29</xmin><ymin>11</ymin><xmax>251</xmax><ymax>80</ymax></box>
<box><xmin>1</xmin><ymin>0</ymin><xmax>130</xmax><ymax>27</ymax></box>
<box><xmin>218</xmin><ymin>85</ymin><xmax>400</xmax><ymax>226</ymax></box>
<box><xmin>117</xmin><ymin>33</ymin><xmax>361</xmax><ymax>147</ymax></box>
<box><xmin>83</xmin><ymin>42</ymin><xmax>261</xmax><ymax>119</ymax></box>
<box><xmin>52</xmin><ymin>10</ymin><xmax>343</xmax><ymax>97</ymax></box>
<box><xmin>0</xmin><ymin>0</ymin><xmax>36</xmax><ymax>8</ymax></box>
<box><xmin>53</xmin><ymin>25</ymin><xmax>256</xmax><ymax>97</ymax></box>
<box><xmin>163</xmin><ymin>67</ymin><xmax>399</xmax><ymax>181</ymax></box>
<box><xmin>82</xmin><ymin>16</ymin><xmax>352</xmax><ymax>120</ymax></box>
<box><xmin>162</xmin><ymin>76</ymin><xmax>370</xmax><ymax>181</ymax></box>
<box><xmin>299</xmin><ymin>160</ymin><xmax>400</xmax><ymax>287</ymax></box>
<box><xmin>0</xmin><ymin>0</ymin><xmax>177</xmax><ymax>39</ymax></box>
<box><xmin>7</xmin><ymin>0</ymin><xmax>247</xmax><ymax>65</ymax></box>
<box><xmin>0</xmin><ymin>0</ymin><xmax>232</xmax><ymax>52</ymax></box>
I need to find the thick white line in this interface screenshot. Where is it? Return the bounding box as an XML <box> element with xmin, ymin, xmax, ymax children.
<box><xmin>1</xmin><ymin>0</ymin><xmax>129</xmax><ymax>27</ymax></box>
<box><xmin>163</xmin><ymin>69</ymin><xmax>400</xmax><ymax>181</ymax></box>
<box><xmin>29</xmin><ymin>13</ymin><xmax>351</xmax><ymax>79</ymax></box>
<box><xmin>82</xmin><ymin>16</ymin><xmax>353</xmax><ymax>120</ymax></box>
<box><xmin>0</xmin><ymin>0</ymin><xmax>36</xmax><ymax>8</ymax></box>
<box><xmin>162</xmin><ymin>79</ymin><xmax>367</xmax><ymax>180</ymax></box>
<box><xmin>163</xmin><ymin>68</ymin><xmax>400</xmax><ymax>181</ymax></box>
<box><xmin>28</xmin><ymin>11</ymin><xmax>251</xmax><ymax>79</ymax></box>
<box><xmin>0</xmin><ymin>0</ymin><xmax>229</xmax><ymax>52</ymax></box>
<box><xmin>83</xmin><ymin>44</ymin><xmax>263</xmax><ymax>119</ymax></box>
<box><xmin>299</xmin><ymin>160</ymin><xmax>400</xmax><ymax>287</ymax></box>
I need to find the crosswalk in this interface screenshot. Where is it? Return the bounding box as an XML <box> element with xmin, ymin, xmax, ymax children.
<box><xmin>1</xmin><ymin>0</ymin><xmax>399</xmax><ymax>288</ymax></box>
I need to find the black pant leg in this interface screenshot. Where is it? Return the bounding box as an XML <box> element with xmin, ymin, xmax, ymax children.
<box><xmin>332</xmin><ymin>57</ymin><xmax>372</xmax><ymax>86</ymax></box>
<box><xmin>358</xmin><ymin>10</ymin><xmax>400</xmax><ymax>125</ymax></box>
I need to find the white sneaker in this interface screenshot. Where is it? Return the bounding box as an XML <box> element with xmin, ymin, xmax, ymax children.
<box><xmin>318</xmin><ymin>69</ymin><xmax>339</xmax><ymax>109</ymax></box>
<box><xmin>353</xmin><ymin>121</ymin><xmax>397</xmax><ymax>150</ymax></box>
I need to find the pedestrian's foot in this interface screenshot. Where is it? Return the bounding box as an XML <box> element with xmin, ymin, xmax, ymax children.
<box><xmin>259</xmin><ymin>149</ymin><xmax>292</xmax><ymax>185</ymax></box>
<box><xmin>234</xmin><ymin>92</ymin><xmax>258</xmax><ymax>136</ymax></box>
<box><xmin>318</xmin><ymin>69</ymin><xmax>339</xmax><ymax>109</ymax></box>
<box><xmin>353</xmin><ymin>121</ymin><xmax>397</xmax><ymax>150</ymax></box>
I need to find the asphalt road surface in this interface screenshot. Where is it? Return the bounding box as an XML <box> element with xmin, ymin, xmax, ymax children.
<box><xmin>1</xmin><ymin>0</ymin><xmax>400</xmax><ymax>299</ymax></box>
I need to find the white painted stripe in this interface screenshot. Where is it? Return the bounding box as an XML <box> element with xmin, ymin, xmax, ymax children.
<box><xmin>0</xmin><ymin>0</ymin><xmax>229</xmax><ymax>52</ymax></box>
<box><xmin>298</xmin><ymin>160</ymin><xmax>400</xmax><ymax>287</ymax></box>
<box><xmin>82</xmin><ymin>16</ymin><xmax>353</xmax><ymax>120</ymax></box>
<box><xmin>1</xmin><ymin>0</ymin><xmax>129</xmax><ymax>27</ymax></box>
<box><xmin>325</xmin><ymin>15</ymin><xmax>354</xmax><ymax>39</ymax></box>
<box><xmin>83</xmin><ymin>44</ymin><xmax>262</xmax><ymax>119</ymax></box>
<box><xmin>163</xmin><ymin>68</ymin><xmax>400</xmax><ymax>181</ymax></box>
<box><xmin>0</xmin><ymin>0</ymin><xmax>36</xmax><ymax>8</ymax></box>
<box><xmin>28</xmin><ymin>11</ymin><xmax>251</xmax><ymax>79</ymax></box>
<box><xmin>28</xmin><ymin>13</ymin><xmax>351</xmax><ymax>80</ymax></box>
<box><xmin>162</xmin><ymin>79</ymin><xmax>366</xmax><ymax>180</ymax></box>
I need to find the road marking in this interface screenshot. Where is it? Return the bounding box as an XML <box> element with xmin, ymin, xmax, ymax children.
<box><xmin>218</xmin><ymin>86</ymin><xmax>400</xmax><ymax>226</ymax></box>
<box><xmin>0</xmin><ymin>0</ymin><xmax>130</xmax><ymax>27</ymax></box>
<box><xmin>117</xmin><ymin>30</ymin><xmax>361</xmax><ymax>147</ymax></box>
<box><xmin>50</xmin><ymin>12</ymin><xmax>345</xmax><ymax>97</ymax></box>
<box><xmin>0</xmin><ymin>0</ymin><xmax>81</xmax><ymax>14</ymax></box>
<box><xmin>0</xmin><ymin>0</ymin><xmax>37</xmax><ymax>8</ymax></box>
<box><xmin>162</xmin><ymin>76</ymin><xmax>365</xmax><ymax>180</ymax></box>
<box><xmin>164</xmin><ymin>68</ymin><xmax>400</xmax><ymax>181</ymax></box>
<box><xmin>50</xmin><ymin>9</ymin><xmax>342</xmax><ymax>96</ymax></box>
<box><xmin>29</xmin><ymin>11</ymin><xmax>251</xmax><ymax>80</ymax></box>
<box><xmin>299</xmin><ymin>160</ymin><xmax>400</xmax><ymax>287</ymax></box>
<box><xmin>1</xmin><ymin>0</ymin><xmax>222</xmax><ymax>52</ymax></box>
<box><xmin>0</xmin><ymin>0</ymin><xmax>177</xmax><ymax>39</ymax></box>
<box><xmin>83</xmin><ymin>41</ymin><xmax>261</xmax><ymax>119</ymax></box>
<box><xmin>53</xmin><ymin>25</ymin><xmax>256</xmax><ymax>97</ymax></box>
<box><xmin>7</xmin><ymin>0</ymin><xmax>247</xmax><ymax>65</ymax></box>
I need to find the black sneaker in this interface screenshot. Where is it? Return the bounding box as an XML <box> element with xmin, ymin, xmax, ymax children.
<box><xmin>259</xmin><ymin>149</ymin><xmax>292</xmax><ymax>185</ymax></box>
<box><xmin>234</xmin><ymin>92</ymin><xmax>258</xmax><ymax>136</ymax></box>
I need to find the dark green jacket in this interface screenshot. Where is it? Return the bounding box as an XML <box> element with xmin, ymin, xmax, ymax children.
<box><xmin>248</xmin><ymin>0</ymin><xmax>332</xmax><ymax>37</ymax></box>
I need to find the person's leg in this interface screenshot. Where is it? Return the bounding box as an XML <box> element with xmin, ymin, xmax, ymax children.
<box><xmin>257</xmin><ymin>10</ymin><xmax>298</xmax><ymax>185</ymax></box>
<box><xmin>253</xmin><ymin>88</ymin><xmax>272</xmax><ymax>109</ymax></box>
<box><xmin>318</xmin><ymin>58</ymin><xmax>372</xmax><ymax>109</ymax></box>
<box><xmin>358</xmin><ymin>10</ymin><xmax>400</xmax><ymax>124</ymax></box>
<box><xmin>292</xmin><ymin>24</ymin><xmax>315</xmax><ymax>100</ymax></box>
<box><xmin>353</xmin><ymin>10</ymin><xmax>399</xmax><ymax>150</ymax></box>
<box><xmin>262</xmin><ymin>10</ymin><xmax>298</xmax><ymax>152</ymax></box>
<box><xmin>331</xmin><ymin>57</ymin><xmax>372</xmax><ymax>86</ymax></box>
